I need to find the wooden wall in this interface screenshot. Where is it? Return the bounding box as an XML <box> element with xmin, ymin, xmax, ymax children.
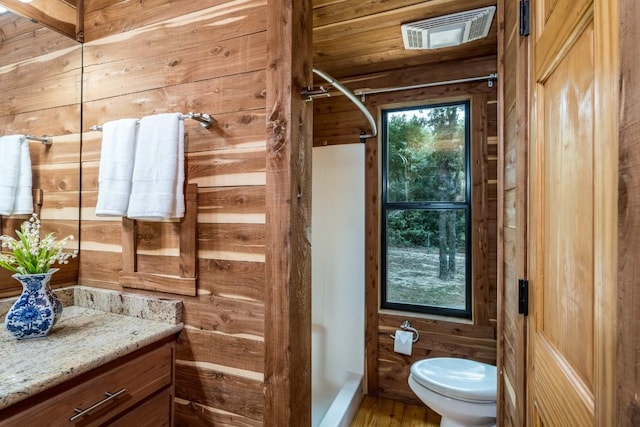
<box><xmin>618</xmin><ymin>0</ymin><xmax>640</xmax><ymax>424</ymax></box>
<box><xmin>264</xmin><ymin>0</ymin><xmax>313</xmax><ymax>424</ymax></box>
<box><xmin>80</xmin><ymin>2</ymin><xmax>269</xmax><ymax>425</ymax></box>
<box><xmin>313</xmin><ymin>56</ymin><xmax>498</xmax><ymax>404</ymax></box>
<box><xmin>0</xmin><ymin>13</ymin><xmax>81</xmax><ymax>297</ymax></box>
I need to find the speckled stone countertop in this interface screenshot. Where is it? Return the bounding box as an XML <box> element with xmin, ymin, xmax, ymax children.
<box><xmin>0</xmin><ymin>286</ymin><xmax>183</xmax><ymax>410</ymax></box>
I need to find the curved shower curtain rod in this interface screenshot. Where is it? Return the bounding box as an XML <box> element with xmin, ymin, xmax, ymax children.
<box><xmin>311</xmin><ymin>68</ymin><xmax>378</xmax><ymax>143</ymax></box>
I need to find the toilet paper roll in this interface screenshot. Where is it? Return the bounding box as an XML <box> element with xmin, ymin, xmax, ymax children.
<box><xmin>393</xmin><ymin>330</ymin><xmax>413</xmax><ymax>355</ymax></box>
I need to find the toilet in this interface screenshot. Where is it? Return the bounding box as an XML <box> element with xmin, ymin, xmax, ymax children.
<box><xmin>408</xmin><ymin>357</ymin><xmax>497</xmax><ymax>427</ymax></box>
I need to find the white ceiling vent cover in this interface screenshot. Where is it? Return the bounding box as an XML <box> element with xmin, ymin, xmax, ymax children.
<box><xmin>401</xmin><ymin>6</ymin><xmax>496</xmax><ymax>50</ymax></box>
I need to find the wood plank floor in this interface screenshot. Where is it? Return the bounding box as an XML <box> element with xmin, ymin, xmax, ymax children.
<box><xmin>350</xmin><ymin>395</ymin><xmax>441</xmax><ymax>426</ymax></box>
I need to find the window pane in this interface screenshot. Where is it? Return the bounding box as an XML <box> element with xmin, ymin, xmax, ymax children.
<box><xmin>385</xmin><ymin>209</ymin><xmax>467</xmax><ymax>309</ymax></box>
<box><xmin>387</xmin><ymin>105</ymin><xmax>466</xmax><ymax>203</ymax></box>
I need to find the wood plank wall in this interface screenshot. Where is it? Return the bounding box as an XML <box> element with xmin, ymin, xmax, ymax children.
<box><xmin>264</xmin><ymin>0</ymin><xmax>313</xmax><ymax>426</ymax></box>
<box><xmin>618</xmin><ymin>0</ymin><xmax>640</xmax><ymax>424</ymax></box>
<box><xmin>80</xmin><ymin>2</ymin><xmax>268</xmax><ymax>425</ymax></box>
<box><xmin>497</xmin><ymin>0</ymin><xmax>528</xmax><ymax>425</ymax></box>
<box><xmin>313</xmin><ymin>56</ymin><xmax>498</xmax><ymax>404</ymax></box>
<box><xmin>264</xmin><ymin>0</ymin><xmax>313</xmax><ymax>425</ymax></box>
<box><xmin>0</xmin><ymin>13</ymin><xmax>81</xmax><ymax>297</ymax></box>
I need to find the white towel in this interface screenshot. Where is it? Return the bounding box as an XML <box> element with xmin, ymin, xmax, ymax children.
<box><xmin>95</xmin><ymin>118</ymin><xmax>139</xmax><ymax>216</ymax></box>
<box><xmin>0</xmin><ymin>135</ymin><xmax>32</xmax><ymax>215</ymax></box>
<box><xmin>127</xmin><ymin>113</ymin><xmax>185</xmax><ymax>219</ymax></box>
<box><xmin>13</xmin><ymin>137</ymin><xmax>33</xmax><ymax>215</ymax></box>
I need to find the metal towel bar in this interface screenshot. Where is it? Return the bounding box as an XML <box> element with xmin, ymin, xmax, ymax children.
<box><xmin>22</xmin><ymin>135</ymin><xmax>52</xmax><ymax>145</ymax></box>
<box><xmin>89</xmin><ymin>112</ymin><xmax>214</xmax><ymax>131</ymax></box>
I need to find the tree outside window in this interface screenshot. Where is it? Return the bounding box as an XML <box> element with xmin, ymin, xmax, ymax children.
<box><xmin>382</xmin><ymin>101</ymin><xmax>471</xmax><ymax>317</ymax></box>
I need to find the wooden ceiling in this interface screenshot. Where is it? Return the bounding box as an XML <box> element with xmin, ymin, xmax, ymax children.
<box><xmin>313</xmin><ymin>0</ymin><xmax>498</xmax><ymax>81</ymax></box>
<box><xmin>0</xmin><ymin>0</ymin><xmax>497</xmax><ymax>80</ymax></box>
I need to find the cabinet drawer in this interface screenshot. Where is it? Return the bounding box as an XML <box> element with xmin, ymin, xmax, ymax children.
<box><xmin>2</xmin><ymin>343</ymin><xmax>173</xmax><ymax>426</ymax></box>
<box><xmin>109</xmin><ymin>388</ymin><xmax>172</xmax><ymax>427</ymax></box>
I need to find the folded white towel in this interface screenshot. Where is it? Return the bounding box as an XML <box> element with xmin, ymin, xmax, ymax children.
<box><xmin>127</xmin><ymin>113</ymin><xmax>185</xmax><ymax>219</ymax></box>
<box><xmin>95</xmin><ymin>118</ymin><xmax>139</xmax><ymax>216</ymax></box>
<box><xmin>13</xmin><ymin>137</ymin><xmax>33</xmax><ymax>215</ymax></box>
<box><xmin>0</xmin><ymin>135</ymin><xmax>32</xmax><ymax>216</ymax></box>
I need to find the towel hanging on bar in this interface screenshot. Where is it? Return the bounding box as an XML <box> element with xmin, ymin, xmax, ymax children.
<box><xmin>127</xmin><ymin>113</ymin><xmax>185</xmax><ymax>219</ymax></box>
<box><xmin>0</xmin><ymin>135</ymin><xmax>33</xmax><ymax>215</ymax></box>
<box><xmin>90</xmin><ymin>112</ymin><xmax>214</xmax><ymax>131</ymax></box>
<box><xmin>95</xmin><ymin>118</ymin><xmax>139</xmax><ymax>217</ymax></box>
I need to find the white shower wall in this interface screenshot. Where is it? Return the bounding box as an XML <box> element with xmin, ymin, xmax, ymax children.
<box><xmin>312</xmin><ymin>144</ymin><xmax>365</xmax><ymax>426</ymax></box>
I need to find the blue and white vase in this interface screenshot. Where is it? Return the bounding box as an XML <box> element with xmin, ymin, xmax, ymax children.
<box><xmin>4</xmin><ymin>268</ymin><xmax>62</xmax><ymax>340</ymax></box>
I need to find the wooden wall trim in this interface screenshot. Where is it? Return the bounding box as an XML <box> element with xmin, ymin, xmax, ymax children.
<box><xmin>498</xmin><ymin>0</ymin><xmax>530</xmax><ymax>423</ymax></box>
<box><xmin>364</xmin><ymin>137</ymin><xmax>380</xmax><ymax>394</ymax></box>
<box><xmin>122</xmin><ymin>218</ymin><xmax>137</xmax><ymax>274</ymax></box>
<box><xmin>594</xmin><ymin>0</ymin><xmax>619</xmax><ymax>425</ymax></box>
<box><xmin>618</xmin><ymin>0</ymin><xmax>637</xmax><ymax>424</ymax></box>
<box><xmin>263</xmin><ymin>0</ymin><xmax>313</xmax><ymax>425</ymax></box>
<box><xmin>471</xmin><ymin>93</ymin><xmax>490</xmax><ymax>326</ymax></box>
<box><xmin>179</xmin><ymin>184</ymin><xmax>198</xmax><ymax>278</ymax></box>
<box><xmin>120</xmin><ymin>184</ymin><xmax>197</xmax><ymax>297</ymax></box>
<box><xmin>496</xmin><ymin>0</ymin><xmax>506</xmax><ymax>423</ymax></box>
<box><xmin>333</xmin><ymin>56</ymin><xmax>498</xmax><ymax>93</ymax></box>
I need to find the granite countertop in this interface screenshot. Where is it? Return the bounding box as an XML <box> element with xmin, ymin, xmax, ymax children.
<box><xmin>0</xmin><ymin>286</ymin><xmax>183</xmax><ymax>410</ymax></box>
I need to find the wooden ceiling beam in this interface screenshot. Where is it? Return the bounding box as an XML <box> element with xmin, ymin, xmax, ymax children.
<box><xmin>314</xmin><ymin>40</ymin><xmax>497</xmax><ymax>80</ymax></box>
<box><xmin>0</xmin><ymin>0</ymin><xmax>78</xmax><ymax>40</ymax></box>
<box><xmin>332</xmin><ymin>55</ymin><xmax>498</xmax><ymax>90</ymax></box>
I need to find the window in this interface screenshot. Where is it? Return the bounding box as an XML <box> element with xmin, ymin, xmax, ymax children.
<box><xmin>381</xmin><ymin>101</ymin><xmax>472</xmax><ymax>318</ymax></box>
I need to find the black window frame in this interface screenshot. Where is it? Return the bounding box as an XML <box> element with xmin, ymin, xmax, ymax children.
<box><xmin>380</xmin><ymin>100</ymin><xmax>473</xmax><ymax>318</ymax></box>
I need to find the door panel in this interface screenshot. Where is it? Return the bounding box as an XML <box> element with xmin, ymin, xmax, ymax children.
<box><xmin>533</xmin><ymin>339</ymin><xmax>594</xmax><ymax>425</ymax></box>
<box><xmin>532</xmin><ymin>17</ymin><xmax>595</xmax><ymax>426</ymax></box>
<box><xmin>528</xmin><ymin>0</ymin><xmax>617</xmax><ymax>425</ymax></box>
<box><xmin>540</xmin><ymin>23</ymin><xmax>594</xmax><ymax>390</ymax></box>
<box><xmin>534</xmin><ymin>0</ymin><xmax>591</xmax><ymax>80</ymax></box>
<box><xmin>542</xmin><ymin>0</ymin><xmax>559</xmax><ymax>23</ymax></box>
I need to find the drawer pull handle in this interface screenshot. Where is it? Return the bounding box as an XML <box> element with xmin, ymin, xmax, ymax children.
<box><xmin>69</xmin><ymin>388</ymin><xmax>127</xmax><ymax>422</ymax></box>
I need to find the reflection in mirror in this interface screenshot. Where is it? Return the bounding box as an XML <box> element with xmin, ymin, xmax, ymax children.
<box><xmin>0</xmin><ymin>0</ymin><xmax>79</xmax><ymax>41</ymax></box>
<box><xmin>0</xmin><ymin>10</ymin><xmax>81</xmax><ymax>297</ymax></box>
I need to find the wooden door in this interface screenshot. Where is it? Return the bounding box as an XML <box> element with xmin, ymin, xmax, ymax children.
<box><xmin>527</xmin><ymin>0</ymin><xmax>618</xmax><ymax>425</ymax></box>
<box><xmin>498</xmin><ymin>0</ymin><xmax>530</xmax><ymax>424</ymax></box>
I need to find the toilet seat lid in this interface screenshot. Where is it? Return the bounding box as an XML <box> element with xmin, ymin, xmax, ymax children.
<box><xmin>411</xmin><ymin>358</ymin><xmax>497</xmax><ymax>403</ymax></box>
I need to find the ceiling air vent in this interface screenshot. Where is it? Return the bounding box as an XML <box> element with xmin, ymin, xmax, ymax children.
<box><xmin>401</xmin><ymin>6</ymin><xmax>496</xmax><ymax>50</ymax></box>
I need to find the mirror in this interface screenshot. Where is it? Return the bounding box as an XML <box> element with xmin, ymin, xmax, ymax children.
<box><xmin>0</xmin><ymin>0</ymin><xmax>80</xmax><ymax>41</ymax></box>
<box><xmin>0</xmin><ymin>10</ymin><xmax>82</xmax><ymax>297</ymax></box>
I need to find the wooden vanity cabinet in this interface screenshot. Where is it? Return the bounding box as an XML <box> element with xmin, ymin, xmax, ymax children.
<box><xmin>0</xmin><ymin>340</ymin><xmax>176</xmax><ymax>427</ymax></box>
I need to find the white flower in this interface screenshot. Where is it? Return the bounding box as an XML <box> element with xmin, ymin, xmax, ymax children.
<box><xmin>0</xmin><ymin>213</ymin><xmax>78</xmax><ymax>274</ymax></box>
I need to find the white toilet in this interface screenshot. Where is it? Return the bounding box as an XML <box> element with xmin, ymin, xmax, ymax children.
<box><xmin>408</xmin><ymin>357</ymin><xmax>497</xmax><ymax>427</ymax></box>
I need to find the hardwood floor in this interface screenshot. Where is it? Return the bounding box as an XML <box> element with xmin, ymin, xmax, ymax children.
<box><xmin>350</xmin><ymin>395</ymin><xmax>441</xmax><ymax>426</ymax></box>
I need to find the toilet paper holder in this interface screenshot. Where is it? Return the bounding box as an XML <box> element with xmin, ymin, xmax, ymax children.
<box><xmin>390</xmin><ymin>320</ymin><xmax>420</xmax><ymax>343</ymax></box>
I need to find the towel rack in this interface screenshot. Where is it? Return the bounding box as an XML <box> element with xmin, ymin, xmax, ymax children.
<box><xmin>22</xmin><ymin>135</ymin><xmax>53</xmax><ymax>145</ymax></box>
<box><xmin>89</xmin><ymin>112</ymin><xmax>215</xmax><ymax>131</ymax></box>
